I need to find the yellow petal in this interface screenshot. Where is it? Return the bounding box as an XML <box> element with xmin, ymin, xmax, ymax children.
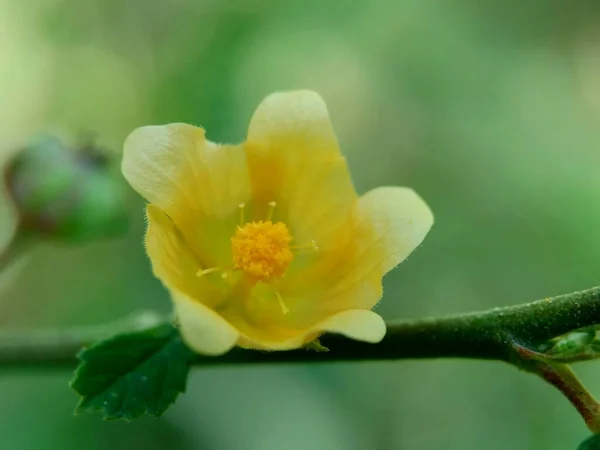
<box><xmin>286</xmin><ymin>186</ymin><xmax>433</xmax><ymax>313</ymax></box>
<box><xmin>246</xmin><ymin>90</ymin><xmax>340</xmax><ymax>155</ymax></box>
<box><xmin>235</xmin><ymin>309</ymin><xmax>385</xmax><ymax>350</ymax></box>
<box><xmin>144</xmin><ymin>204</ymin><xmax>208</xmax><ymax>302</ymax></box>
<box><xmin>145</xmin><ymin>204</ymin><xmax>227</xmax><ymax>329</ymax></box>
<box><xmin>145</xmin><ymin>205</ymin><xmax>239</xmax><ymax>355</ymax></box>
<box><xmin>123</xmin><ymin>123</ymin><xmax>251</xmax><ymax>264</ymax></box>
<box><xmin>313</xmin><ymin>309</ymin><xmax>386</xmax><ymax>343</ymax></box>
<box><xmin>244</xmin><ymin>91</ymin><xmax>357</xmax><ymax>248</ymax></box>
<box><xmin>122</xmin><ymin>123</ymin><xmax>205</xmax><ymax>215</ymax></box>
<box><xmin>172</xmin><ymin>290</ymin><xmax>239</xmax><ymax>356</ymax></box>
<box><xmin>356</xmin><ymin>186</ymin><xmax>433</xmax><ymax>274</ymax></box>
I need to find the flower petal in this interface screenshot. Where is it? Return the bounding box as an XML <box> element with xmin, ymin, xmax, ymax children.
<box><xmin>145</xmin><ymin>204</ymin><xmax>239</xmax><ymax>355</ymax></box>
<box><xmin>279</xmin><ymin>187</ymin><xmax>432</xmax><ymax>314</ymax></box>
<box><xmin>313</xmin><ymin>309</ymin><xmax>386</xmax><ymax>343</ymax></box>
<box><xmin>356</xmin><ymin>186</ymin><xmax>433</xmax><ymax>274</ymax></box>
<box><xmin>172</xmin><ymin>290</ymin><xmax>239</xmax><ymax>356</ymax></box>
<box><xmin>281</xmin><ymin>186</ymin><xmax>432</xmax><ymax>318</ymax></box>
<box><xmin>123</xmin><ymin>123</ymin><xmax>203</xmax><ymax>215</ymax></box>
<box><xmin>146</xmin><ymin>204</ymin><xmax>232</xmax><ymax>335</ymax></box>
<box><xmin>244</xmin><ymin>91</ymin><xmax>357</xmax><ymax>248</ymax></box>
<box><xmin>234</xmin><ymin>309</ymin><xmax>386</xmax><ymax>350</ymax></box>
<box><xmin>145</xmin><ymin>204</ymin><xmax>210</xmax><ymax>303</ymax></box>
<box><xmin>123</xmin><ymin>123</ymin><xmax>251</xmax><ymax>264</ymax></box>
<box><xmin>246</xmin><ymin>90</ymin><xmax>340</xmax><ymax>156</ymax></box>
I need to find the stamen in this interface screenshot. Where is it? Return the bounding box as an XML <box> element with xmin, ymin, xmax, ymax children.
<box><xmin>275</xmin><ymin>291</ymin><xmax>289</xmax><ymax>314</ymax></box>
<box><xmin>292</xmin><ymin>240</ymin><xmax>319</xmax><ymax>254</ymax></box>
<box><xmin>238</xmin><ymin>203</ymin><xmax>246</xmax><ymax>226</ymax></box>
<box><xmin>267</xmin><ymin>201</ymin><xmax>277</xmax><ymax>221</ymax></box>
<box><xmin>196</xmin><ymin>266</ymin><xmax>221</xmax><ymax>277</ymax></box>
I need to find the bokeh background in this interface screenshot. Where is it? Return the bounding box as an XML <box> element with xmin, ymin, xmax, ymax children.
<box><xmin>2</xmin><ymin>0</ymin><xmax>600</xmax><ymax>449</ymax></box>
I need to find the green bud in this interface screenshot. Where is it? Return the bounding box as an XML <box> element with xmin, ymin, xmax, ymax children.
<box><xmin>544</xmin><ymin>328</ymin><xmax>596</xmax><ymax>357</ymax></box>
<box><xmin>3</xmin><ymin>134</ymin><xmax>128</xmax><ymax>243</ymax></box>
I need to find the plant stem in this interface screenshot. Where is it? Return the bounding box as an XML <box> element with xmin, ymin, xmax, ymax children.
<box><xmin>0</xmin><ymin>311</ymin><xmax>164</xmax><ymax>370</ymax></box>
<box><xmin>533</xmin><ymin>361</ymin><xmax>600</xmax><ymax>433</ymax></box>
<box><xmin>2</xmin><ymin>285</ymin><xmax>600</xmax><ymax>368</ymax></box>
<box><xmin>3</xmin><ymin>285</ymin><xmax>600</xmax><ymax>430</ymax></box>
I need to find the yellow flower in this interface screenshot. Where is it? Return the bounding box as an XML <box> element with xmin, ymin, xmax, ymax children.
<box><xmin>122</xmin><ymin>91</ymin><xmax>433</xmax><ymax>355</ymax></box>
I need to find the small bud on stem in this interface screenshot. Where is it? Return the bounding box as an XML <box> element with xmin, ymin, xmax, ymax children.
<box><xmin>3</xmin><ymin>134</ymin><xmax>128</xmax><ymax>244</ymax></box>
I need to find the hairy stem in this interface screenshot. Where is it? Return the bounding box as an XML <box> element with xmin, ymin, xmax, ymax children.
<box><xmin>1</xmin><ymin>286</ymin><xmax>600</xmax><ymax>368</ymax></box>
<box><xmin>534</xmin><ymin>362</ymin><xmax>600</xmax><ymax>433</ymax></box>
<box><xmin>3</xmin><ymin>285</ymin><xmax>600</xmax><ymax>429</ymax></box>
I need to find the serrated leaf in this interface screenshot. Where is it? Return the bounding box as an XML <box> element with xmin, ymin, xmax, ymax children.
<box><xmin>70</xmin><ymin>323</ymin><xmax>196</xmax><ymax>420</ymax></box>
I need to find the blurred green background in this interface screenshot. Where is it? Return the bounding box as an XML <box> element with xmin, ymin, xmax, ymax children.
<box><xmin>2</xmin><ymin>0</ymin><xmax>600</xmax><ymax>449</ymax></box>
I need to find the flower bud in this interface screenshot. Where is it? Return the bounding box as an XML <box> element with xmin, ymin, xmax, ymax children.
<box><xmin>3</xmin><ymin>134</ymin><xmax>128</xmax><ymax>243</ymax></box>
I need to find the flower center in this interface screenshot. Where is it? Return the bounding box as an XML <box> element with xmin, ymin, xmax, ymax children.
<box><xmin>231</xmin><ymin>220</ymin><xmax>294</xmax><ymax>281</ymax></box>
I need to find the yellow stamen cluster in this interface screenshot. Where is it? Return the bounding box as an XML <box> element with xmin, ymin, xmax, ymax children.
<box><xmin>231</xmin><ymin>220</ymin><xmax>294</xmax><ymax>281</ymax></box>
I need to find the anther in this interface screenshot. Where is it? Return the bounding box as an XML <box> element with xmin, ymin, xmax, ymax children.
<box><xmin>238</xmin><ymin>203</ymin><xmax>246</xmax><ymax>226</ymax></box>
<box><xmin>267</xmin><ymin>201</ymin><xmax>277</xmax><ymax>221</ymax></box>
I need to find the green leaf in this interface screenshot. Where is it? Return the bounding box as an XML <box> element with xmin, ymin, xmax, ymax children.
<box><xmin>579</xmin><ymin>434</ymin><xmax>600</xmax><ymax>449</ymax></box>
<box><xmin>70</xmin><ymin>323</ymin><xmax>196</xmax><ymax>420</ymax></box>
